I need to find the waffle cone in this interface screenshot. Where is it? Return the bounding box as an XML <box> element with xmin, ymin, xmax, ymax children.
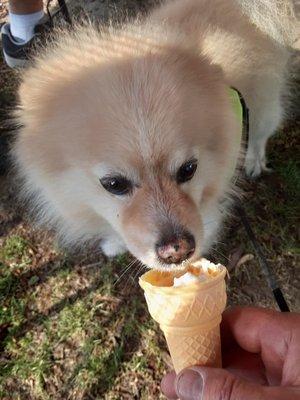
<box><xmin>139</xmin><ymin>263</ymin><xmax>227</xmax><ymax>373</ymax></box>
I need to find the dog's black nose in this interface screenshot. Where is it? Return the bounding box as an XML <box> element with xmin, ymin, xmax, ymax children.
<box><xmin>156</xmin><ymin>232</ymin><xmax>195</xmax><ymax>264</ymax></box>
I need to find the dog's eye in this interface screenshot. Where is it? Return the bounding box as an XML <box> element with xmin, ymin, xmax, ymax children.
<box><xmin>176</xmin><ymin>160</ymin><xmax>197</xmax><ymax>183</ymax></box>
<box><xmin>100</xmin><ymin>176</ymin><xmax>133</xmax><ymax>195</ymax></box>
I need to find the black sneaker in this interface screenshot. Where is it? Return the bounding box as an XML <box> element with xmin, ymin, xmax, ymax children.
<box><xmin>1</xmin><ymin>16</ymin><xmax>53</xmax><ymax>68</ymax></box>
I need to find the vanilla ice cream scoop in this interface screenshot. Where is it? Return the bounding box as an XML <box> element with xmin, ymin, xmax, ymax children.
<box><xmin>173</xmin><ymin>259</ymin><xmax>223</xmax><ymax>287</ymax></box>
<box><xmin>173</xmin><ymin>271</ymin><xmax>206</xmax><ymax>287</ymax></box>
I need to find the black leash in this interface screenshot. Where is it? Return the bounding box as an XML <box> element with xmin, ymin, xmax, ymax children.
<box><xmin>236</xmin><ymin>201</ymin><xmax>290</xmax><ymax>312</ymax></box>
<box><xmin>232</xmin><ymin>88</ymin><xmax>290</xmax><ymax>312</ymax></box>
<box><xmin>57</xmin><ymin>0</ymin><xmax>72</xmax><ymax>25</ymax></box>
<box><xmin>46</xmin><ymin>0</ymin><xmax>72</xmax><ymax>25</ymax></box>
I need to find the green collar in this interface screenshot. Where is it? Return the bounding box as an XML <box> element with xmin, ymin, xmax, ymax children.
<box><xmin>229</xmin><ymin>87</ymin><xmax>249</xmax><ymax>133</ymax></box>
<box><xmin>229</xmin><ymin>88</ymin><xmax>243</xmax><ymax>124</ymax></box>
<box><xmin>228</xmin><ymin>87</ymin><xmax>249</xmax><ymax>181</ymax></box>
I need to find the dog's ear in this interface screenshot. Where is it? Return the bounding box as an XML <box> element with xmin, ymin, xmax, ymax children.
<box><xmin>208</xmin><ymin>62</ymin><xmax>223</xmax><ymax>78</ymax></box>
<box><xmin>14</xmin><ymin>49</ymin><xmax>79</xmax><ymax>173</ymax></box>
<box><xmin>181</xmin><ymin>48</ymin><xmax>225</xmax><ymax>92</ymax></box>
<box><xmin>17</xmin><ymin>28</ymin><xmax>90</xmax><ymax>124</ymax></box>
<box><xmin>17</xmin><ymin>60</ymin><xmax>65</xmax><ymax>126</ymax></box>
<box><xmin>198</xmin><ymin>56</ymin><xmax>224</xmax><ymax>85</ymax></box>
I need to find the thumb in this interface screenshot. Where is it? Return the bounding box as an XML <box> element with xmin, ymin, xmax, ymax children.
<box><xmin>174</xmin><ymin>367</ymin><xmax>262</xmax><ymax>400</ymax></box>
<box><xmin>174</xmin><ymin>366</ymin><xmax>299</xmax><ymax>400</ymax></box>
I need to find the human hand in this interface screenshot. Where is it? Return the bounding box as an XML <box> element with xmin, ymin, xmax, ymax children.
<box><xmin>161</xmin><ymin>306</ymin><xmax>300</xmax><ymax>399</ymax></box>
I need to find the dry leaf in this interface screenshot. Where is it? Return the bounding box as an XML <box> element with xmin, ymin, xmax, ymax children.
<box><xmin>236</xmin><ymin>254</ymin><xmax>254</xmax><ymax>267</ymax></box>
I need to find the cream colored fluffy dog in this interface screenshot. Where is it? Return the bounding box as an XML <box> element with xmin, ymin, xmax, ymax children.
<box><xmin>13</xmin><ymin>0</ymin><xmax>296</xmax><ymax>269</ymax></box>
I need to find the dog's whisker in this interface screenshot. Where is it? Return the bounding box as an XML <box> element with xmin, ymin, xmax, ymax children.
<box><xmin>131</xmin><ymin>261</ymin><xmax>146</xmax><ymax>283</ymax></box>
<box><xmin>213</xmin><ymin>239</ymin><xmax>230</xmax><ymax>250</ymax></box>
<box><xmin>113</xmin><ymin>259</ymin><xmax>138</xmax><ymax>286</ymax></box>
<box><xmin>212</xmin><ymin>240</ymin><xmax>227</xmax><ymax>247</ymax></box>
<box><xmin>81</xmin><ymin>260</ymin><xmax>104</xmax><ymax>269</ymax></box>
<box><xmin>130</xmin><ymin>260</ymin><xmax>141</xmax><ymax>276</ymax></box>
<box><xmin>114</xmin><ymin>259</ymin><xmax>136</xmax><ymax>282</ymax></box>
<box><xmin>210</xmin><ymin>247</ymin><xmax>230</xmax><ymax>263</ymax></box>
<box><xmin>122</xmin><ymin>260</ymin><xmax>142</xmax><ymax>290</ymax></box>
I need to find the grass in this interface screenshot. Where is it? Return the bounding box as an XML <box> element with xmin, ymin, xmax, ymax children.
<box><xmin>0</xmin><ymin>234</ymin><xmax>167</xmax><ymax>399</ymax></box>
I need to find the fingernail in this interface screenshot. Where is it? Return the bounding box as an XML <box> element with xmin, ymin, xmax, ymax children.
<box><xmin>175</xmin><ymin>368</ymin><xmax>204</xmax><ymax>400</ymax></box>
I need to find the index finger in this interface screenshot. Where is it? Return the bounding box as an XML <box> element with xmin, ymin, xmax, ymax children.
<box><xmin>221</xmin><ymin>307</ymin><xmax>289</xmax><ymax>352</ymax></box>
<box><xmin>220</xmin><ymin>306</ymin><xmax>300</xmax><ymax>385</ymax></box>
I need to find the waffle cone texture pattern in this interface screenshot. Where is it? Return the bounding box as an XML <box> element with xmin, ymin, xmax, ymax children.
<box><xmin>139</xmin><ymin>267</ymin><xmax>227</xmax><ymax>373</ymax></box>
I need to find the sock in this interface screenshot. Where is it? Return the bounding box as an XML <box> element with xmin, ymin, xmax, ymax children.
<box><xmin>9</xmin><ymin>9</ymin><xmax>44</xmax><ymax>43</ymax></box>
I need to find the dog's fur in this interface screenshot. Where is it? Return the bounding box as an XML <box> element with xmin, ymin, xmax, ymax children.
<box><xmin>12</xmin><ymin>0</ymin><xmax>296</xmax><ymax>269</ymax></box>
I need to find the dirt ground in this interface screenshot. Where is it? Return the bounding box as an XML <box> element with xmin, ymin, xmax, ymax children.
<box><xmin>0</xmin><ymin>1</ymin><xmax>299</xmax><ymax>399</ymax></box>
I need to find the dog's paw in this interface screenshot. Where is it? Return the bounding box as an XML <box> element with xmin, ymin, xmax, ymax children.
<box><xmin>101</xmin><ymin>237</ymin><xmax>127</xmax><ymax>257</ymax></box>
<box><xmin>244</xmin><ymin>148</ymin><xmax>272</xmax><ymax>179</ymax></box>
<box><xmin>245</xmin><ymin>156</ymin><xmax>263</xmax><ymax>178</ymax></box>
